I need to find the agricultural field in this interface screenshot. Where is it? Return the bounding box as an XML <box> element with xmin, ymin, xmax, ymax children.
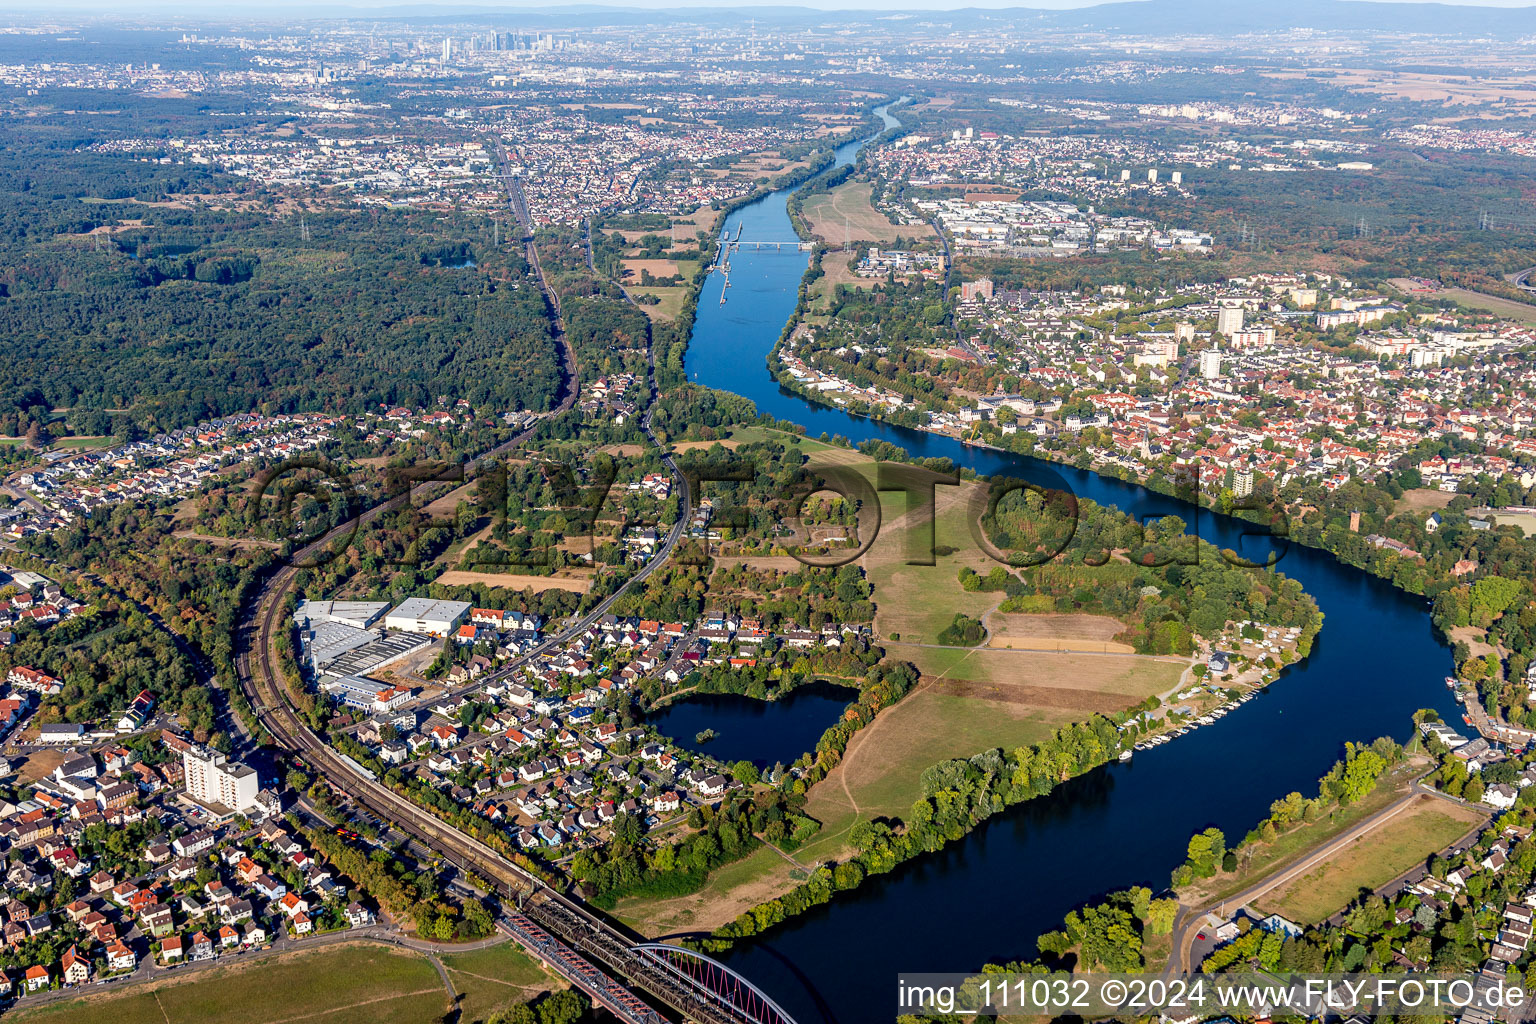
<box><xmin>619</xmin><ymin>258</ymin><xmax>699</xmax><ymax>285</ymax></box>
<box><xmin>433</xmin><ymin>570</ymin><xmax>593</xmax><ymax>593</ymax></box>
<box><xmin>1254</xmin><ymin>796</ymin><xmax>1485</xmax><ymax>924</ymax></box>
<box><xmin>986</xmin><ymin>611</ymin><xmax>1135</xmax><ymax>653</ymax></box>
<box><xmin>886</xmin><ymin>644</ymin><xmax>1185</xmax><ymax>710</ymax></box>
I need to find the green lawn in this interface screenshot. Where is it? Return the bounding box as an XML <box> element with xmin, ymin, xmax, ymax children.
<box><xmin>864</xmin><ymin>487</ymin><xmax>1001</xmax><ymax>644</ymax></box>
<box><xmin>798</xmin><ymin>684</ymin><xmax>1072</xmax><ymax>862</ymax></box>
<box><xmin>726</xmin><ymin>425</ymin><xmax>835</xmax><ymax>452</ymax></box>
<box><xmin>630</xmin><ymin>285</ymin><xmax>688</xmax><ymax>320</ymax></box>
<box><xmin>11</xmin><ymin>943</ymin><xmax>448</xmax><ymax>1024</ymax></box>
<box><xmin>612</xmin><ymin>844</ymin><xmax>797</xmax><ymax>936</ymax></box>
<box><xmin>1255</xmin><ymin>797</ymin><xmax>1485</xmax><ymax>923</ymax></box>
<box><xmin>1186</xmin><ymin>764</ymin><xmax>1421</xmax><ymax>906</ymax></box>
<box><xmin>439</xmin><ymin>941</ymin><xmax>558</xmax><ymax>1024</ymax></box>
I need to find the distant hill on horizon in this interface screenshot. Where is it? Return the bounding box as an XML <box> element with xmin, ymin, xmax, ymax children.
<box><xmin>335</xmin><ymin>0</ymin><xmax>1536</xmax><ymax>37</ymax></box>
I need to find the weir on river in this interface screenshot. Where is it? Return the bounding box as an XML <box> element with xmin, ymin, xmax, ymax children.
<box><xmin>680</xmin><ymin>104</ymin><xmax>1464</xmax><ymax>1024</ymax></box>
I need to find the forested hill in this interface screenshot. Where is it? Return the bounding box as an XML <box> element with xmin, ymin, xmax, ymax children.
<box><xmin>0</xmin><ymin>205</ymin><xmax>562</xmax><ymax>435</ymax></box>
<box><xmin>0</xmin><ymin>115</ymin><xmax>562</xmax><ymax>436</ymax></box>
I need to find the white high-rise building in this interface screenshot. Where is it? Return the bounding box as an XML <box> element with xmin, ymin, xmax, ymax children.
<box><xmin>183</xmin><ymin>745</ymin><xmax>259</xmax><ymax>813</ymax></box>
<box><xmin>1171</xmin><ymin>171</ymin><xmax>1183</xmax><ymax>185</ymax></box>
<box><xmin>1147</xmin><ymin>168</ymin><xmax>1159</xmax><ymax>183</ymax></box>
<box><xmin>1234</xmin><ymin>467</ymin><xmax>1255</xmax><ymax>498</ymax></box>
<box><xmin>1216</xmin><ymin>305</ymin><xmax>1244</xmax><ymax>336</ymax></box>
<box><xmin>1119</xmin><ymin>169</ymin><xmax>1131</xmax><ymax>182</ymax></box>
<box><xmin>441</xmin><ymin>37</ymin><xmax>452</xmax><ymax>63</ymax></box>
<box><xmin>1199</xmin><ymin>347</ymin><xmax>1223</xmax><ymax>380</ymax></box>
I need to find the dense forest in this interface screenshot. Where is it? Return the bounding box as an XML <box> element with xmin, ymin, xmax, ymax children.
<box><xmin>0</xmin><ymin>115</ymin><xmax>563</xmax><ymax>436</ymax></box>
<box><xmin>0</xmin><ymin>206</ymin><xmax>561</xmax><ymax>434</ymax></box>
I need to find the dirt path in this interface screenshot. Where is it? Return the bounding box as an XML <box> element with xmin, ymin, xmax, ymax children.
<box><xmin>445</xmin><ymin>967</ymin><xmax>549</xmax><ymax>996</ymax></box>
<box><xmin>830</xmin><ymin>678</ymin><xmax>939</xmax><ymax>824</ymax></box>
<box><xmin>428</xmin><ymin>955</ymin><xmax>455</xmax><ymax>999</ymax></box>
<box><xmin>753</xmin><ymin>833</ymin><xmax>809</xmax><ymax>872</ymax></box>
<box><xmin>1165</xmin><ymin>781</ymin><xmax>1481</xmax><ymax>975</ymax></box>
<box><xmin>267</xmin><ymin>989</ymin><xmax>444</xmax><ymax>1024</ymax></box>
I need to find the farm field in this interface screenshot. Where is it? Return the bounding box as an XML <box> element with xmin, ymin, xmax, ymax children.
<box><xmin>884</xmin><ymin>644</ymin><xmax>1185</xmax><ymax>712</ymax></box>
<box><xmin>1254</xmin><ymin>795</ymin><xmax>1485</xmax><ymax>924</ymax></box>
<box><xmin>434</xmin><ymin>570</ymin><xmax>592</xmax><ymax>593</ymax></box>
<box><xmin>985</xmin><ymin>611</ymin><xmax>1134</xmax><ymax>653</ymax></box>
<box><xmin>10</xmin><ymin>944</ymin><xmax>450</xmax><ymax>1024</ymax></box>
<box><xmin>672</xmin><ymin>204</ymin><xmax>720</xmax><ymax>236</ymax></box>
<box><xmin>619</xmin><ymin>257</ymin><xmax>699</xmax><ymax>284</ymax></box>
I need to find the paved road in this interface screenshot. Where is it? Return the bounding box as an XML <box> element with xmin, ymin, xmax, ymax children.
<box><xmin>1164</xmin><ymin>779</ymin><xmax>1485</xmax><ymax>975</ymax></box>
<box><xmin>225</xmin><ymin>171</ymin><xmax>741</xmax><ymax>1024</ymax></box>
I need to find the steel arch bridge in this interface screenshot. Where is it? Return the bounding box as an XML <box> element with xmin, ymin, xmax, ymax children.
<box><xmin>632</xmin><ymin>943</ymin><xmax>801</xmax><ymax>1024</ymax></box>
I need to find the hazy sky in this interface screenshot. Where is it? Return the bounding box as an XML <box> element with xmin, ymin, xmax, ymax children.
<box><xmin>27</xmin><ymin>0</ymin><xmax>1536</xmax><ymax>12</ymax></box>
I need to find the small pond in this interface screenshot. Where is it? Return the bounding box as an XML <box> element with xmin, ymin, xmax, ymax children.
<box><xmin>645</xmin><ymin>680</ymin><xmax>856</xmax><ymax>767</ymax></box>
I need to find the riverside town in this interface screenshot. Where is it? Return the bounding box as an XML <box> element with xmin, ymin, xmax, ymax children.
<box><xmin>9</xmin><ymin>3</ymin><xmax>1536</xmax><ymax>1023</ymax></box>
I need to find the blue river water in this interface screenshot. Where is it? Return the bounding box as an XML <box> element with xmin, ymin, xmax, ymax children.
<box><xmin>680</xmin><ymin>105</ymin><xmax>1466</xmax><ymax>1023</ymax></box>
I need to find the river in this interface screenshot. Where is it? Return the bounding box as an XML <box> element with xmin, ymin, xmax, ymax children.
<box><xmin>683</xmin><ymin>103</ymin><xmax>1464</xmax><ymax>1023</ymax></box>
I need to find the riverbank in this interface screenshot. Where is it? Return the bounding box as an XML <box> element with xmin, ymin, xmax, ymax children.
<box><xmin>676</xmin><ymin>96</ymin><xmax>1462</xmax><ymax>1023</ymax></box>
<box><xmin>611</xmin><ymin>440</ymin><xmax>1321</xmax><ymax>952</ymax></box>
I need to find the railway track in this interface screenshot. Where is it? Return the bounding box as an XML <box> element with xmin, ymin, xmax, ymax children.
<box><xmin>229</xmin><ymin>195</ymin><xmax>747</xmax><ymax>1022</ymax></box>
<box><xmin>237</xmin><ymin>551</ymin><xmax>749</xmax><ymax>1024</ymax></box>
